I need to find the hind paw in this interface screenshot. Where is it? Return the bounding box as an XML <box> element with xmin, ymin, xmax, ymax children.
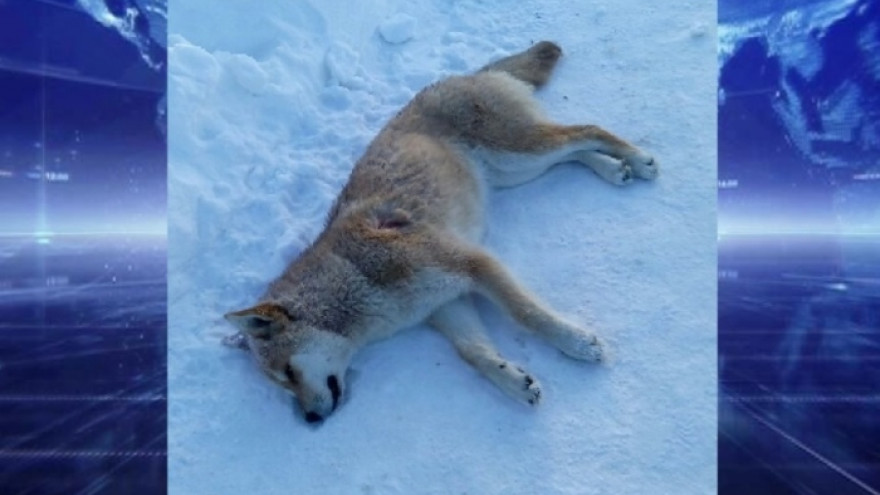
<box><xmin>611</xmin><ymin>163</ymin><xmax>634</xmax><ymax>186</ymax></box>
<box><xmin>626</xmin><ymin>153</ymin><xmax>659</xmax><ymax>180</ymax></box>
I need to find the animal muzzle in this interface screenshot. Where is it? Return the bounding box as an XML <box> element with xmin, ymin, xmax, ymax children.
<box><xmin>304</xmin><ymin>411</ymin><xmax>324</xmax><ymax>424</ymax></box>
<box><xmin>303</xmin><ymin>375</ymin><xmax>342</xmax><ymax>424</ymax></box>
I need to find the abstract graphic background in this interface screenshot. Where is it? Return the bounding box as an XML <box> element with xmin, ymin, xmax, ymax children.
<box><xmin>719</xmin><ymin>0</ymin><xmax>880</xmax><ymax>493</ymax></box>
<box><xmin>0</xmin><ymin>1</ymin><xmax>167</xmax><ymax>493</ymax></box>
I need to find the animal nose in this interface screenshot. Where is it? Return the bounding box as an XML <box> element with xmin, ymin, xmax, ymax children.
<box><xmin>304</xmin><ymin>411</ymin><xmax>323</xmax><ymax>424</ymax></box>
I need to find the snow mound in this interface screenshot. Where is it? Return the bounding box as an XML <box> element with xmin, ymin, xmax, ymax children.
<box><xmin>378</xmin><ymin>13</ymin><xmax>417</xmax><ymax>44</ymax></box>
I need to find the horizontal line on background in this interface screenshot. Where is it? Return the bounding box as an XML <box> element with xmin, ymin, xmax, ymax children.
<box><xmin>0</xmin><ymin>326</ymin><xmax>161</xmax><ymax>330</ymax></box>
<box><xmin>0</xmin><ymin>57</ymin><xmax>163</xmax><ymax>94</ymax></box>
<box><xmin>0</xmin><ymin>395</ymin><xmax>165</xmax><ymax>403</ymax></box>
<box><xmin>0</xmin><ymin>231</ymin><xmax>166</xmax><ymax>238</ymax></box>
<box><xmin>723</xmin><ymin>355</ymin><xmax>880</xmax><ymax>362</ymax></box>
<box><xmin>718</xmin><ymin>231</ymin><xmax>880</xmax><ymax>237</ymax></box>
<box><xmin>0</xmin><ymin>450</ymin><xmax>166</xmax><ymax>459</ymax></box>
<box><xmin>722</xmin><ymin>463</ymin><xmax>880</xmax><ymax>471</ymax></box>
<box><xmin>725</xmin><ymin>395</ymin><xmax>880</xmax><ymax>404</ymax></box>
<box><xmin>0</xmin><ymin>343</ymin><xmax>162</xmax><ymax>366</ymax></box>
<box><xmin>721</xmin><ymin>332</ymin><xmax>880</xmax><ymax>337</ymax></box>
<box><xmin>0</xmin><ymin>282</ymin><xmax>167</xmax><ymax>295</ymax></box>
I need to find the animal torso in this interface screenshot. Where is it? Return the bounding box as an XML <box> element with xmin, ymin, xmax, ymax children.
<box><xmin>262</xmin><ymin>73</ymin><xmax>545</xmax><ymax>342</ymax></box>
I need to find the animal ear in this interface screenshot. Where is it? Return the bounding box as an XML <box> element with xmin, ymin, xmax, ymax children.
<box><xmin>224</xmin><ymin>302</ymin><xmax>289</xmax><ymax>338</ymax></box>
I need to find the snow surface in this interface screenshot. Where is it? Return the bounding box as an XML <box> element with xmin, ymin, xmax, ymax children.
<box><xmin>379</xmin><ymin>13</ymin><xmax>418</xmax><ymax>44</ymax></box>
<box><xmin>168</xmin><ymin>1</ymin><xmax>717</xmax><ymax>494</ymax></box>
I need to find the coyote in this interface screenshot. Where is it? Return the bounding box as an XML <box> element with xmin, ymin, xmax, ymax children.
<box><xmin>223</xmin><ymin>41</ymin><xmax>658</xmax><ymax>423</ymax></box>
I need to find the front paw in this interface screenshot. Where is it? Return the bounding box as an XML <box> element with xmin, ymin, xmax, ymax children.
<box><xmin>495</xmin><ymin>363</ymin><xmax>543</xmax><ymax>406</ymax></box>
<box><xmin>556</xmin><ymin>328</ymin><xmax>605</xmax><ymax>362</ymax></box>
<box><xmin>520</xmin><ymin>372</ymin><xmax>543</xmax><ymax>406</ymax></box>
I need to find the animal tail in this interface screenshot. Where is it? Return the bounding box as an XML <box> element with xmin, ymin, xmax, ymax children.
<box><xmin>477</xmin><ymin>40</ymin><xmax>563</xmax><ymax>89</ymax></box>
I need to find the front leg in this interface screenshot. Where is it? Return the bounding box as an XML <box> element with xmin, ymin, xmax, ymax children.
<box><xmin>429</xmin><ymin>297</ymin><xmax>543</xmax><ymax>405</ymax></box>
<box><xmin>455</xmin><ymin>246</ymin><xmax>605</xmax><ymax>362</ymax></box>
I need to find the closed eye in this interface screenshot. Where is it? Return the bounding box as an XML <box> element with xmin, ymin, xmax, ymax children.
<box><xmin>284</xmin><ymin>365</ymin><xmax>298</xmax><ymax>385</ymax></box>
<box><xmin>327</xmin><ymin>375</ymin><xmax>341</xmax><ymax>410</ymax></box>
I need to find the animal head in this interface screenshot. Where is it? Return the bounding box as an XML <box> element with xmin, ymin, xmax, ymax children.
<box><xmin>224</xmin><ymin>302</ymin><xmax>353</xmax><ymax>423</ymax></box>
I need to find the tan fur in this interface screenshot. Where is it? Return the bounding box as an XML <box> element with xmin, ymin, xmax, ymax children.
<box><xmin>224</xmin><ymin>41</ymin><xmax>658</xmax><ymax>423</ymax></box>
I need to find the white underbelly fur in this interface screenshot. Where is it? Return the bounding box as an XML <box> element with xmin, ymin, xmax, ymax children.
<box><xmin>361</xmin><ymin>268</ymin><xmax>471</xmax><ymax>343</ymax></box>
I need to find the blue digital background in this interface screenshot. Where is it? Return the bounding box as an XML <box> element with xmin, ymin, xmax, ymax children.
<box><xmin>0</xmin><ymin>0</ymin><xmax>167</xmax><ymax>493</ymax></box>
<box><xmin>719</xmin><ymin>0</ymin><xmax>880</xmax><ymax>493</ymax></box>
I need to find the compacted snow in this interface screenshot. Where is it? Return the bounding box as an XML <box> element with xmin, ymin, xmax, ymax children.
<box><xmin>168</xmin><ymin>1</ymin><xmax>717</xmax><ymax>493</ymax></box>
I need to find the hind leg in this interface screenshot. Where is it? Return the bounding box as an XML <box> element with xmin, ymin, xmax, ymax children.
<box><xmin>473</xmin><ymin>122</ymin><xmax>658</xmax><ymax>187</ymax></box>
<box><xmin>570</xmin><ymin>150</ymin><xmax>659</xmax><ymax>185</ymax></box>
<box><xmin>429</xmin><ymin>45</ymin><xmax>658</xmax><ymax>187</ymax></box>
<box><xmin>479</xmin><ymin>40</ymin><xmax>563</xmax><ymax>89</ymax></box>
<box><xmin>429</xmin><ymin>296</ymin><xmax>543</xmax><ymax>405</ymax></box>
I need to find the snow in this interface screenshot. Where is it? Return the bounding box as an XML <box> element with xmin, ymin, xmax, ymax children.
<box><xmin>378</xmin><ymin>13</ymin><xmax>418</xmax><ymax>44</ymax></box>
<box><xmin>168</xmin><ymin>1</ymin><xmax>717</xmax><ymax>494</ymax></box>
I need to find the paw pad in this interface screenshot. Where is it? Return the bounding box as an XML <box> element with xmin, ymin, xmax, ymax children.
<box><xmin>525</xmin><ymin>380</ymin><xmax>542</xmax><ymax>406</ymax></box>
